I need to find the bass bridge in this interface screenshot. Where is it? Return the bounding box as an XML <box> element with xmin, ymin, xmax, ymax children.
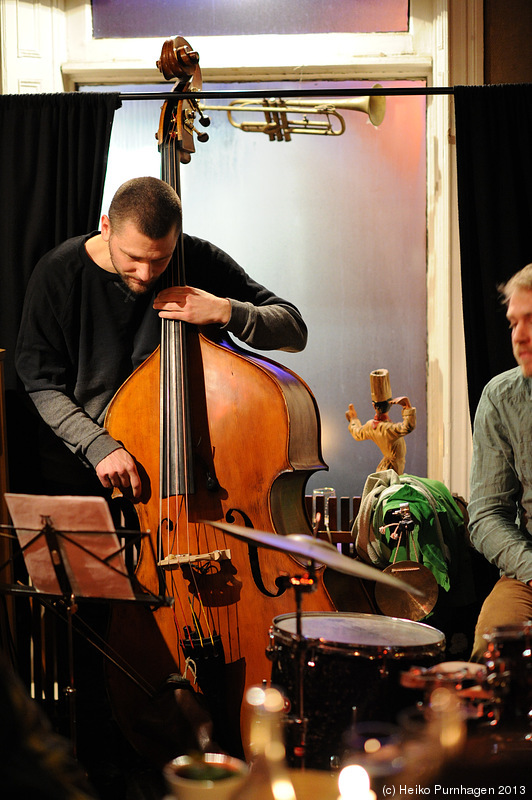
<box><xmin>158</xmin><ymin>549</ymin><xmax>232</xmax><ymax>569</ymax></box>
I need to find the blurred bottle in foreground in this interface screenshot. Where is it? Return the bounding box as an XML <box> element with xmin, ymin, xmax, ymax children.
<box><xmin>230</xmin><ymin>685</ymin><xmax>296</xmax><ymax>800</ymax></box>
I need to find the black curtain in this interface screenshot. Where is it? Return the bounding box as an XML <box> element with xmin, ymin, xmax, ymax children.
<box><xmin>454</xmin><ymin>83</ymin><xmax>532</xmax><ymax>419</ymax></box>
<box><xmin>0</xmin><ymin>92</ymin><xmax>120</xmax><ymax>490</ymax></box>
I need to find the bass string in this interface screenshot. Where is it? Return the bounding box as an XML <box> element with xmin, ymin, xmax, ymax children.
<box><xmin>160</xmin><ymin>103</ymin><xmax>216</xmax><ymax>651</ymax></box>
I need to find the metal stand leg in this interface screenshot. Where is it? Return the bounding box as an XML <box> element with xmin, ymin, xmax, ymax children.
<box><xmin>64</xmin><ymin>595</ymin><xmax>77</xmax><ymax>758</ymax></box>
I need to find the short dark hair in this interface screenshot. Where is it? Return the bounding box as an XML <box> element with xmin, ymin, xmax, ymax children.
<box><xmin>108</xmin><ymin>177</ymin><xmax>182</xmax><ymax>239</ymax></box>
<box><xmin>499</xmin><ymin>263</ymin><xmax>532</xmax><ymax>305</ymax></box>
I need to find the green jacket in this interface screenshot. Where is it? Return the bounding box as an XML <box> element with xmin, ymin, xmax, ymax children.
<box><xmin>353</xmin><ymin>470</ymin><xmax>475</xmax><ymax>608</ymax></box>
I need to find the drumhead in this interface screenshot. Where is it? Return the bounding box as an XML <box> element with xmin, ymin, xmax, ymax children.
<box><xmin>272</xmin><ymin>611</ymin><xmax>444</xmax><ymax>652</ymax></box>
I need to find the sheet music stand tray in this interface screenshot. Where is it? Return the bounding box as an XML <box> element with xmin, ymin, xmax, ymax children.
<box><xmin>2</xmin><ymin>493</ymin><xmax>172</xmax><ymax>756</ymax></box>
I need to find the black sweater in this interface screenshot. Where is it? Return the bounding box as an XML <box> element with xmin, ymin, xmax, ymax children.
<box><xmin>16</xmin><ymin>231</ymin><xmax>307</xmax><ymax>481</ymax></box>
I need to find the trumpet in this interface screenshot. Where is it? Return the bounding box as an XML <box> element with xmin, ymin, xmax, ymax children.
<box><xmin>198</xmin><ymin>85</ymin><xmax>385</xmax><ymax>142</ymax></box>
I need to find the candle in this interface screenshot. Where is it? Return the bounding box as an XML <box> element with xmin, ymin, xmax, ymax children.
<box><xmin>337</xmin><ymin>765</ymin><xmax>377</xmax><ymax>799</ymax></box>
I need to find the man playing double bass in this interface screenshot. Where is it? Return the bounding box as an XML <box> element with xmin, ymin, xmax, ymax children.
<box><xmin>16</xmin><ymin>175</ymin><xmax>307</xmax><ymax>499</ymax></box>
<box><xmin>14</xmin><ymin>175</ymin><xmax>310</xmax><ymax>797</ymax></box>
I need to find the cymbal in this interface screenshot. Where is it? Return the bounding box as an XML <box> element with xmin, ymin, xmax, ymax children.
<box><xmin>203</xmin><ymin>520</ymin><xmax>424</xmax><ymax>598</ymax></box>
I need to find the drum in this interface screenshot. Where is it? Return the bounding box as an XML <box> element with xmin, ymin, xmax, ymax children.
<box><xmin>483</xmin><ymin>623</ymin><xmax>532</xmax><ymax>723</ymax></box>
<box><xmin>268</xmin><ymin>611</ymin><xmax>445</xmax><ymax>769</ymax></box>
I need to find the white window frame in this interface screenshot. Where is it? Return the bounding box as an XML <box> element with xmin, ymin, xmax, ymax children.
<box><xmin>61</xmin><ymin>0</ymin><xmax>432</xmax><ymax>88</ymax></box>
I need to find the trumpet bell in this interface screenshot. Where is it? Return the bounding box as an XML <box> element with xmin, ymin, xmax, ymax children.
<box><xmin>349</xmin><ymin>88</ymin><xmax>386</xmax><ymax>127</ymax></box>
<box><xmin>294</xmin><ymin>85</ymin><xmax>386</xmax><ymax>128</ymax></box>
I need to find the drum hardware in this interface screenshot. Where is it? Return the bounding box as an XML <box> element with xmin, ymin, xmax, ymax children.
<box><xmin>206</xmin><ymin>520</ymin><xmax>431</xmax><ymax>769</ymax></box>
<box><xmin>374</xmin><ymin>503</ymin><xmax>439</xmax><ymax>621</ymax></box>
<box><xmin>482</xmin><ymin>623</ymin><xmax>532</xmax><ymax>727</ymax></box>
<box><xmin>269</xmin><ymin>571</ymin><xmax>321</xmax><ymax>768</ymax></box>
<box><xmin>400</xmin><ymin>661</ymin><xmax>491</xmax><ymax>722</ymax></box>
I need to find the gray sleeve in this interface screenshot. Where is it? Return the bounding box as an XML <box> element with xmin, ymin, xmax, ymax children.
<box><xmin>468</xmin><ymin>390</ymin><xmax>532</xmax><ymax>583</ymax></box>
<box><xmin>29</xmin><ymin>389</ymin><xmax>122</xmax><ymax>470</ymax></box>
<box><xmin>224</xmin><ymin>300</ymin><xmax>307</xmax><ymax>352</ymax></box>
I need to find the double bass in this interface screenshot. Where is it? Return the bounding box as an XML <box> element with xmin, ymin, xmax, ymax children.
<box><xmin>104</xmin><ymin>36</ymin><xmax>335</xmax><ymax>765</ymax></box>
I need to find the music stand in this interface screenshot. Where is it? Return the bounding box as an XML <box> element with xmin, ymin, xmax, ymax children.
<box><xmin>2</xmin><ymin>493</ymin><xmax>172</xmax><ymax>756</ymax></box>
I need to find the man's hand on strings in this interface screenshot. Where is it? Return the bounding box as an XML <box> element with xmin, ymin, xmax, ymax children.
<box><xmin>154</xmin><ymin>286</ymin><xmax>231</xmax><ymax>326</ymax></box>
<box><xmin>96</xmin><ymin>448</ymin><xmax>143</xmax><ymax>502</ymax></box>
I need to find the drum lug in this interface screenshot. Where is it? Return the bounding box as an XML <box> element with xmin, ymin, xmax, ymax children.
<box><xmin>266</xmin><ymin>625</ymin><xmax>276</xmax><ymax>661</ymax></box>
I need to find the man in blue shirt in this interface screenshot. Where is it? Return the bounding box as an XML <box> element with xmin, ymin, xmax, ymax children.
<box><xmin>469</xmin><ymin>263</ymin><xmax>532</xmax><ymax>660</ymax></box>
